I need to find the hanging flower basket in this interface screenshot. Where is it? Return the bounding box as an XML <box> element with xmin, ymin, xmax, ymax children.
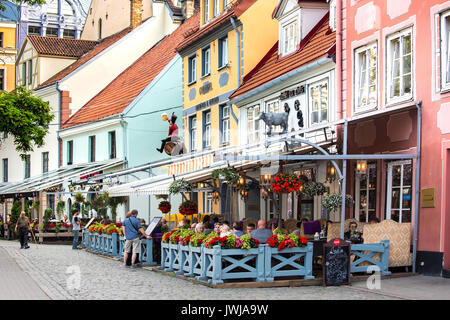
<box><xmin>271</xmin><ymin>173</ymin><xmax>302</xmax><ymax>194</ymax></box>
<box><xmin>158</xmin><ymin>201</ymin><xmax>172</xmax><ymax>214</ymax></box>
<box><xmin>322</xmin><ymin>194</ymin><xmax>353</xmax><ymax>213</ymax></box>
<box><xmin>179</xmin><ymin>200</ymin><xmax>198</xmax><ymax>215</ymax></box>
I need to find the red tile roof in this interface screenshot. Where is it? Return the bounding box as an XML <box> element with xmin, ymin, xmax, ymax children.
<box><xmin>176</xmin><ymin>0</ymin><xmax>257</xmax><ymax>52</ymax></box>
<box><xmin>38</xmin><ymin>27</ymin><xmax>133</xmax><ymax>89</ymax></box>
<box><xmin>27</xmin><ymin>35</ymin><xmax>99</xmax><ymax>58</ymax></box>
<box><xmin>230</xmin><ymin>13</ymin><xmax>335</xmax><ymax>100</ymax></box>
<box><xmin>62</xmin><ymin>12</ymin><xmax>201</xmax><ymax>129</ymax></box>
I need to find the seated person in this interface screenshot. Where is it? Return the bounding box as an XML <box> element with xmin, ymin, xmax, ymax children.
<box><xmin>369</xmin><ymin>217</ymin><xmax>380</xmax><ymax>224</ymax></box>
<box><xmin>157</xmin><ymin>113</ymin><xmax>179</xmax><ymax>153</ymax></box>
<box><xmin>232</xmin><ymin>221</ymin><xmax>244</xmax><ymax>237</ymax></box>
<box><xmin>194</xmin><ymin>223</ymin><xmax>205</xmax><ymax>233</ymax></box>
<box><xmin>203</xmin><ymin>221</ymin><xmax>213</xmax><ymax>235</ymax></box>
<box><xmin>250</xmin><ymin>220</ymin><xmax>273</xmax><ymax>244</ymax></box>
<box><xmin>246</xmin><ymin>223</ymin><xmax>255</xmax><ymax>235</ymax></box>
<box><xmin>213</xmin><ymin>222</ymin><xmax>222</xmax><ymax>235</ymax></box>
<box><xmin>292</xmin><ymin>221</ymin><xmax>302</xmax><ymax>236</ymax></box>
<box><xmin>220</xmin><ymin>224</ymin><xmax>232</xmax><ymax>237</ymax></box>
<box><xmin>344</xmin><ymin>221</ymin><xmax>363</xmax><ymax>244</ymax></box>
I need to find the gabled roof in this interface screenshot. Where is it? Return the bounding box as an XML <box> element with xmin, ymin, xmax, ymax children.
<box><xmin>26</xmin><ymin>35</ymin><xmax>99</xmax><ymax>58</ymax></box>
<box><xmin>176</xmin><ymin>0</ymin><xmax>257</xmax><ymax>53</ymax></box>
<box><xmin>272</xmin><ymin>0</ymin><xmax>328</xmax><ymax>19</ymax></box>
<box><xmin>62</xmin><ymin>12</ymin><xmax>201</xmax><ymax>129</ymax></box>
<box><xmin>0</xmin><ymin>0</ymin><xmax>19</xmax><ymax>22</ymax></box>
<box><xmin>229</xmin><ymin>12</ymin><xmax>335</xmax><ymax>100</ymax></box>
<box><xmin>38</xmin><ymin>27</ymin><xmax>132</xmax><ymax>88</ymax></box>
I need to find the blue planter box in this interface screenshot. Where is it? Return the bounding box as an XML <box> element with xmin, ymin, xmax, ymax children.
<box><xmin>160</xmin><ymin>242</ymin><xmax>170</xmax><ymax>270</ymax></box>
<box><xmin>186</xmin><ymin>246</ymin><xmax>203</xmax><ymax>279</ymax></box>
<box><xmin>202</xmin><ymin>245</ymin><xmax>265</xmax><ymax>285</ymax></box>
<box><xmin>264</xmin><ymin>242</ymin><xmax>315</xmax><ymax>281</ymax></box>
<box><xmin>118</xmin><ymin>236</ymin><xmax>126</xmax><ymax>258</ymax></box>
<box><xmin>350</xmin><ymin>240</ymin><xmax>391</xmax><ymax>276</ymax></box>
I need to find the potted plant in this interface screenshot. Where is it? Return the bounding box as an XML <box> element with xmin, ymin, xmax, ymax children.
<box><xmin>169</xmin><ymin>179</ymin><xmax>193</xmax><ymax>195</ymax></box>
<box><xmin>322</xmin><ymin>194</ymin><xmax>353</xmax><ymax>215</ymax></box>
<box><xmin>158</xmin><ymin>201</ymin><xmax>171</xmax><ymax>214</ymax></box>
<box><xmin>211</xmin><ymin>167</ymin><xmax>240</xmax><ymax>185</ymax></box>
<box><xmin>179</xmin><ymin>200</ymin><xmax>198</xmax><ymax>216</ymax></box>
<box><xmin>271</xmin><ymin>173</ymin><xmax>302</xmax><ymax>193</ymax></box>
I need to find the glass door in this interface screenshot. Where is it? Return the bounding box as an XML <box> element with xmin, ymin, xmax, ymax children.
<box><xmin>355</xmin><ymin>163</ymin><xmax>377</xmax><ymax>222</ymax></box>
<box><xmin>386</xmin><ymin>160</ymin><xmax>413</xmax><ymax>223</ymax></box>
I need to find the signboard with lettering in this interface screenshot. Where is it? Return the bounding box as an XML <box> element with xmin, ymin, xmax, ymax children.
<box><xmin>323</xmin><ymin>238</ymin><xmax>351</xmax><ymax>286</ymax></box>
<box><xmin>421</xmin><ymin>188</ymin><xmax>435</xmax><ymax>208</ymax></box>
<box><xmin>279</xmin><ymin>85</ymin><xmax>305</xmax><ymax>100</ymax></box>
<box><xmin>145</xmin><ymin>217</ymin><xmax>162</xmax><ymax>236</ymax></box>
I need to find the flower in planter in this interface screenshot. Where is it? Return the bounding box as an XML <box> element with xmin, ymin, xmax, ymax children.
<box><xmin>158</xmin><ymin>201</ymin><xmax>172</xmax><ymax>214</ymax></box>
<box><xmin>265</xmin><ymin>233</ymin><xmax>308</xmax><ymax>251</ymax></box>
<box><xmin>189</xmin><ymin>233</ymin><xmax>207</xmax><ymax>247</ymax></box>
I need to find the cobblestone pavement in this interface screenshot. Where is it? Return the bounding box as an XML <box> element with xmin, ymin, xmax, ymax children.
<box><xmin>0</xmin><ymin>240</ymin><xmax>404</xmax><ymax>300</ymax></box>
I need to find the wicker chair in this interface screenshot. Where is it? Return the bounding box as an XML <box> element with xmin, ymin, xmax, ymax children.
<box><xmin>284</xmin><ymin>219</ymin><xmax>299</xmax><ymax>233</ymax></box>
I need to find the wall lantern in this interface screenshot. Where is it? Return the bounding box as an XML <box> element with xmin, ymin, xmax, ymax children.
<box><xmin>259</xmin><ymin>174</ymin><xmax>272</xmax><ymax>186</ymax></box>
<box><xmin>212</xmin><ymin>191</ymin><xmax>220</xmax><ymax>203</ymax></box>
<box><xmin>240</xmin><ymin>189</ymin><xmax>248</xmax><ymax>201</ymax></box>
<box><xmin>198</xmin><ymin>182</ymin><xmax>205</xmax><ymax>189</ymax></box>
<box><xmin>356</xmin><ymin>160</ymin><xmax>367</xmax><ymax>175</ymax></box>
<box><xmin>236</xmin><ymin>176</ymin><xmax>246</xmax><ymax>189</ymax></box>
<box><xmin>326</xmin><ymin>162</ymin><xmax>336</xmax><ymax>182</ymax></box>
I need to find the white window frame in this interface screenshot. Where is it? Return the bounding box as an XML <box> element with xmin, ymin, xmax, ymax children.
<box><xmin>214</xmin><ymin>0</ymin><xmax>220</xmax><ymax>17</ymax></box>
<box><xmin>281</xmin><ymin>18</ymin><xmax>299</xmax><ymax>56</ymax></box>
<box><xmin>440</xmin><ymin>10</ymin><xmax>450</xmax><ymax>91</ymax></box>
<box><xmin>201</xmin><ymin>46</ymin><xmax>211</xmax><ymax>77</ymax></box>
<box><xmin>203</xmin><ymin>110</ymin><xmax>211</xmax><ymax>148</ymax></box>
<box><xmin>354</xmin><ymin>42</ymin><xmax>378</xmax><ymax>112</ymax></box>
<box><xmin>354</xmin><ymin>163</ymin><xmax>377</xmax><ymax>223</ymax></box>
<box><xmin>221</xmin><ymin>105</ymin><xmax>230</xmax><ymax>145</ymax></box>
<box><xmin>246</xmin><ymin>104</ymin><xmax>261</xmax><ymax>144</ymax></box>
<box><xmin>190</xmin><ymin>116</ymin><xmax>197</xmax><ymax>152</ymax></box>
<box><xmin>386</xmin><ymin>28</ymin><xmax>413</xmax><ymax>105</ymax></box>
<box><xmin>204</xmin><ymin>191</ymin><xmax>213</xmax><ymax>213</ymax></box>
<box><xmin>308</xmin><ymin>79</ymin><xmax>329</xmax><ymax>126</ymax></box>
<box><xmin>188</xmin><ymin>54</ymin><xmax>196</xmax><ymax>84</ymax></box>
<box><xmin>218</xmin><ymin>36</ymin><xmax>228</xmax><ymax>69</ymax></box>
<box><xmin>386</xmin><ymin>160</ymin><xmax>413</xmax><ymax>223</ymax></box>
<box><xmin>204</xmin><ymin>0</ymin><xmax>209</xmax><ymax>23</ymax></box>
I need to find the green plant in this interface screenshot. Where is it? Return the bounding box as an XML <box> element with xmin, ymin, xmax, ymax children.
<box><xmin>44</xmin><ymin>208</ymin><xmax>53</xmax><ymax>221</ymax></box>
<box><xmin>155</xmin><ymin>194</ymin><xmax>169</xmax><ymax>200</ymax></box>
<box><xmin>56</xmin><ymin>200</ymin><xmax>65</xmax><ymax>219</ymax></box>
<box><xmin>322</xmin><ymin>194</ymin><xmax>353</xmax><ymax>213</ymax></box>
<box><xmin>10</xmin><ymin>200</ymin><xmax>22</xmax><ymax>224</ymax></box>
<box><xmin>107</xmin><ymin>194</ymin><xmax>126</xmax><ymax>221</ymax></box>
<box><xmin>302</xmin><ymin>181</ymin><xmax>327</xmax><ymax>198</ymax></box>
<box><xmin>212</xmin><ymin>168</ymin><xmax>240</xmax><ymax>185</ymax></box>
<box><xmin>169</xmin><ymin>179</ymin><xmax>193</xmax><ymax>195</ymax></box>
<box><xmin>55</xmin><ymin>222</ymin><xmax>61</xmax><ymax>234</ymax></box>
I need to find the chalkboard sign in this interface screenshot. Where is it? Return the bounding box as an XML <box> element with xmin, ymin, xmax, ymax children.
<box><xmin>323</xmin><ymin>238</ymin><xmax>351</xmax><ymax>286</ymax></box>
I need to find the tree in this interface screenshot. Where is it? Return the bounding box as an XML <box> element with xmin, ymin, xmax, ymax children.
<box><xmin>0</xmin><ymin>87</ymin><xmax>54</xmax><ymax>160</ymax></box>
<box><xmin>0</xmin><ymin>0</ymin><xmax>46</xmax><ymax>11</ymax></box>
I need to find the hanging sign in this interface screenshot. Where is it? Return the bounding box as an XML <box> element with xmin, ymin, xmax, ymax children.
<box><xmin>145</xmin><ymin>217</ymin><xmax>162</xmax><ymax>236</ymax></box>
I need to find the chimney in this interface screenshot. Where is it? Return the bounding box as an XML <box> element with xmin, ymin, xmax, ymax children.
<box><xmin>130</xmin><ymin>0</ymin><xmax>143</xmax><ymax>29</ymax></box>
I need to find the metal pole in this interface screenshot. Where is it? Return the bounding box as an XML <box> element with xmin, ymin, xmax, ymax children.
<box><xmin>412</xmin><ymin>101</ymin><xmax>422</xmax><ymax>273</ymax></box>
<box><xmin>340</xmin><ymin>120</ymin><xmax>348</xmax><ymax>239</ymax></box>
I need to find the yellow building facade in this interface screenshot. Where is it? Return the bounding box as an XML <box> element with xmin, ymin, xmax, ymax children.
<box><xmin>0</xmin><ymin>21</ymin><xmax>17</xmax><ymax>92</ymax></box>
<box><xmin>176</xmin><ymin>0</ymin><xmax>279</xmax><ymax>214</ymax></box>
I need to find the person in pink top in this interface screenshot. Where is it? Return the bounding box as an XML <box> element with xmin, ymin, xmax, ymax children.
<box><xmin>157</xmin><ymin>113</ymin><xmax>179</xmax><ymax>153</ymax></box>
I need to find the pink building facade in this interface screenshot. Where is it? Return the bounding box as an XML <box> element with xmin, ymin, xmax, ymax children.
<box><xmin>338</xmin><ymin>0</ymin><xmax>450</xmax><ymax>276</ymax></box>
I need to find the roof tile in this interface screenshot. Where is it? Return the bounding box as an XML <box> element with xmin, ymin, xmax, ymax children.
<box><xmin>27</xmin><ymin>35</ymin><xmax>98</xmax><ymax>58</ymax></box>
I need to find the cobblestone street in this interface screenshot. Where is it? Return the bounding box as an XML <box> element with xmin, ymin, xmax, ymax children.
<box><xmin>0</xmin><ymin>240</ymin><xmax>413</xmax><ymax>300</ymax></box>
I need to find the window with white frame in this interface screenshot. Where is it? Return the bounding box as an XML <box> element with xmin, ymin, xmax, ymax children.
<box><xmin>440</xmin><ymin>11</ymin><xmax>450</xmax><ymax>90</ymax></box>
<box><xmin>218</xmin><ymin>36</ymin><xmax>228</xmax><ymax>68</ymax></box>
<box><xmin>221</xmin><ymin>105</ymin><xmax>230</xmax><ymax>145</ymax></box>
<box><xmin>188</xmin><ymin>55</ymin><xmax>196</xmax><ymax>84</ymax></box>
<box><xmin>247</xmin><ymin>104</ymin><xmax>260</xmax><ymax>143</ymax></box>
<box><xmin>204</xmin><ymin>192</ymin><xmax>213</xmax><ymax>213</ymax></box>
<box><xmin>203</xmin><ymin>110</ymin><xmax>211</xmax><ymax>148</ymax></box>
<box><xmin>387</xmin><ymin>28</ymin><xmax>413</xmax><ymax>104</ymax></box>
<box><xmin>355</xmin><ymin>43</ymin><xmax>377</xmax><ymax>111</ymax></box>
<box><xmin>204</xmin><ymin>0</ymin><xmax>209</xmax><ymax>22</ymax></box>
<box><xmin>190</xmin><ymin>116</ymin><xmax>197</xmax><ymax>152</ymax></box>
<box><xmin>266</xmin><ymin>100</ymin><xmax>281</xmax><ymax>133</ymax></box>
<box><xmin>309</xmin><ymin>80</ymin><xmax>328</xmax><ymax>125</ymax></box>
<box><xmin>355</xmin><ymin>163</ymin><xmax>377</xmax><ymax>223</ymax></box>
<box><xmin>214</xmin><ymin>0</ymin><xmax>220</xmax><ymax>17</ymax></box>
<box><xmin>201</xmin><ymin>46</ymin><xmax>210</xmax><ymax>77</ymax></box>
<box><xmin>282</xmin><ymin>20</ymin><xmax>298</xmax><ymax>56</ymax></box>
<box><xmin>386</xmin><ymin>160</ymin><xmax>412</xmax><ymax>223</ymax></box>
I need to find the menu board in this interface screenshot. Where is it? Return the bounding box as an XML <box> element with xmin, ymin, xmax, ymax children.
<box><xmin>145</xmin><ymin>217</ymin><xmax>162</xmax><ymax>236</ymax></box>
<box><xmin>323</xmin><ymin>239</ymin><xmax>351</xmax><ymax>286</ymax></box>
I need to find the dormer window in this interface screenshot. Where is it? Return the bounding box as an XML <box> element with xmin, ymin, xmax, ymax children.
<box><xmin>282</xmin><ymin>19</ymin><xmax>298</xmax><ymax>56</ymax></box>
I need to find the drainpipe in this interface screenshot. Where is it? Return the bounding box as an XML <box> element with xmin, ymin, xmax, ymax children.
<box><xmin>412</xmin><ymin>101</ymin><xmax>422</xmax><ymax>274</ymax></box>
<box><xmin>230</xmin><ymin>17</ymin><xmax>241</xmax><ymax>87</ymax></box>
<box><xmin>336</xmin><ymin>0</ymin><xmax>342</xmax><ymax>120</ymax></box>
<box><xmin>56</xmin><ymin>82</ymin><xmax>62</xmax><ymax>169</ymax></box>
<box><xmin>120</xmin><ymin>114</ymin><xmax>128</xmax><ymax>170</ymax></box>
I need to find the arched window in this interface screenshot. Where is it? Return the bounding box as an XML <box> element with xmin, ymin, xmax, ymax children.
<box><xmin>62</xmin><ymin>0</ymin><xmax>75</xmax><ymax>16</ymax></box>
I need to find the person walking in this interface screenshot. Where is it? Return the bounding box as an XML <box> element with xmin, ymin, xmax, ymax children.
<box><xmin>72</xmin><ymin>211</ymin><xmax>81</xmax><ymax>249</ymax></box>
<box><xmin>122</xmin><ymin>209</ymin><xmax>151</xmax><ymax>269</ymax></box>
<box><xmin>15</xmin><ymin>211</ymin><xmax>30</xmax><ymax>249</ymax></box>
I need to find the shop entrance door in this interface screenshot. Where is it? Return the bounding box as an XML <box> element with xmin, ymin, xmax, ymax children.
<box><xmin>386</xmin><ymin>160</ymin><xmax>413</xmax><ymax>223</ymax></box>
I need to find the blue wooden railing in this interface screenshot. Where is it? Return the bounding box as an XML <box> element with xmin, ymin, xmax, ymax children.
<box><xmin>350</xmin><ymin>240</ymin><xmax>391</xmax><ymax>276</ymax></box>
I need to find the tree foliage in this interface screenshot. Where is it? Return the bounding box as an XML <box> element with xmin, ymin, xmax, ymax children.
<box><xmin>0</xmin><ymin>0</ymin><xmax>47</xmax><ymax>11</ymax></box>
<box><xmin>0</xmin><ymin>87</ymin><xmax>54</xmax><ymax>160</ymax></box>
